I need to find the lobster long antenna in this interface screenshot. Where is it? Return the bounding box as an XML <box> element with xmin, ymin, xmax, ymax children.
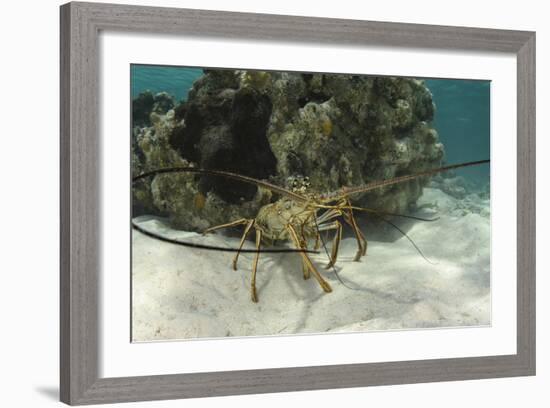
<box><xmin>331</xmin><ymin>159</ymin><xmax>489</xmax><ymax>199</ymax></box>
<box><xmin>133</xmin><ymin>166</ymin><xmax>308</xmax><ymax>203</ymax></box>
<box><xmin>349</xmin><ymin>207</ymin><xmax>440</xmax><ymax>222</ymax></box>
<box><xmin>132</xmin><ymin>220</ymin><xmax>318</xmax><ymax>254</ymax></box>
<box><xmin>367</xmin><ymin>211</ymin><xmax>437</xmax><ymax>265</ymax></box>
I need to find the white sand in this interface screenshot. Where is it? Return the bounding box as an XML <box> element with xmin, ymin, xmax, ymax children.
<box><xmin>132</xmin><ymin>188</ymin><xmax>490</xmax><ymax>341</ymax></box>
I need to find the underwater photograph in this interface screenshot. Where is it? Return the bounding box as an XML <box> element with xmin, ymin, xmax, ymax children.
<box><xmin>130</xmin><ymin>65</ymin><xmax>491</xmax><ymax>342</ymax></box>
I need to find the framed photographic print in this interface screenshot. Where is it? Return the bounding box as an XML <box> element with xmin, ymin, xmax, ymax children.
<box><xmin>60</xmin><ymin>1</ymin><xmax>535</xmax><ymax>405</ymax></box>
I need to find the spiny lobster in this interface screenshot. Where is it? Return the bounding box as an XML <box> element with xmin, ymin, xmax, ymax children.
<box><xmin>133</xmin><ymin>159</ymin><xmax>489</xmax><ymax>302</ymax></box>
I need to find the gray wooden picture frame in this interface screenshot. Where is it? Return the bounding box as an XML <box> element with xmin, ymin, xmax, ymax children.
<box><xmin>60</xmin><ymin>1</ymin><xmax>536</xmax><ymax>405</ymax></box>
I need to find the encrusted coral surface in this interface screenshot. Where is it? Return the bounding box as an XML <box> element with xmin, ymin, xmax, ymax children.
<box><xmin>132</xmin><ymin>71</ymin><xmax>445</xmax><ymax>230</ymax></box>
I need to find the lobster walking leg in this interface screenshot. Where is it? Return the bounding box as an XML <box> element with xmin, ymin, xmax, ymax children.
<box><xmin>344</xmin><ymin>198</ymin><xmax>367</xmax><ymax>257</ymax></box>
<box><xmin>251</xmin><ymin>228</ymin><xmax>262</xmax><ymax>303</ymax></box>
<box><xmin>286</xmin><ymin>224</ymin><xmax>332</xmax><ymax>294</ymax></box>
<box><xmin>340</xmin><ymin>200</ymin><xmax>367</xmax><ymax>260</ymax></box>
<box><xmin>318</xmin><ymin>220</ymin><xmax>342</xmax><ymax>269</ymax></box>
<box><xmin>301</xmin><ymin>248</ymin><xmax>310</xmax><ymax>279</ymax></box>
<box><xmin>298</xmin><ymin>231</ymin><xmax>310</xmax><ymax>280</ymax></box>
<box><xmin>318</xmin><ymin>204</ymin><xmax>364</xmax><ymax>264</ymax></box>
<box><xmin>342</xmin><ymin>213</ymin><xmax>367</xmax><ymax>260</ymax></box>
<box><xmin>232</xmin><ymin>219</ymin><xmax>255</xmax><ymax>271</ymax></box>
<box><xmin>203</xmin><ymin>218</ymin><xmax>250</xmax><ymax>235</ymax></box>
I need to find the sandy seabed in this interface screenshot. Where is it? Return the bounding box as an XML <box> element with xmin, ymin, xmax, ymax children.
<box><xmin>131</xmin><ymin>187</ymin><xmax>490</xmax><ymax>342</ymax></box>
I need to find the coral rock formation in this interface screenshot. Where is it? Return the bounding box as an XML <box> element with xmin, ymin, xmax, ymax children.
<box><xmin>132</xmin><ymin>70</ymin><xmax>445</xmax><ymax>230</ymax></box>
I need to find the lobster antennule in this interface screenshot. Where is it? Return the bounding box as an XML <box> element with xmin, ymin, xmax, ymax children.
<box><xmin>323</xmin><ymin>159</ymin><xmax>489</xmax><ymax>201</ymax></box>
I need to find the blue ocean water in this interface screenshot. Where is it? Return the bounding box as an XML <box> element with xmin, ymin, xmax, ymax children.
<box><xmin>131</xmin><ymin>65</ymin><xmax>490</xmax><ymax>182</ymax></box>
<box><xmin>130</xmin><ymin>65</ymin><xmax>203</xmax><ymax>101</ymax></box>
<box><xmin>425</xmin><ymin>79</ymin><xmax>490</xmax><ymax>182</ymax></box>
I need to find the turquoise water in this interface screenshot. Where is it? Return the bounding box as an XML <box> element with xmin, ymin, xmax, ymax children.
<box><xmin>130</xmin><ymin>65</ymin><xmax>203</xmax><ymax>101</ymax></box>
<box><xmin>425</xmin><ymin>79</ymin><xmax>490</xmax><ymax>182</ymax></box>
<box><xmin>131</xmin><ymin>65</ymin><xmax>490</xmax><ymax>182</ymax></box>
